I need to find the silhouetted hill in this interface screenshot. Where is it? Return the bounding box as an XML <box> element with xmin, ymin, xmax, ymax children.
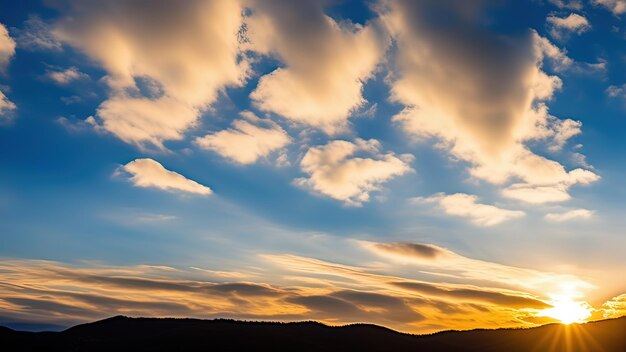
<box><xmin>3</xmin><ymin>315</ymin><xmax>626</xmax><ymax>351</ymax></box>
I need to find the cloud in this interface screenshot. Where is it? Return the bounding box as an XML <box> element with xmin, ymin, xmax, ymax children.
<box><xmin>247</xmin><ymin>0</ymin><xmax>389</xmax><ymax>133</ymax></box>
<box><xmin>412</xmin><ymin>193</ymin><xmax>525</xmax><ymax>226</ymax></box>
<box><xmin>371</xmin><ymin>243</ymin><xmax>446</xmax><ymax>260</ymax></box>
<box><xmin>545</xmin><ymin>208</ymin><xmax>594</xmax><ymax>222</ymax></box>
<box><xmin>294</xmin><ymin>139</ymin><xmax>413</xmax><ymax>206</ymax></box>
<box><xmin>547</xmin><ymin>13</ymin><xmax>591</xmax><ymax>40</ymax></box>
<box><xmin>607</xmin><ymin>84</ymin><xmax>626</xmax><ymax>98</ymax></box>
<box><xmin>502</xmin><ymin>167</ymin><xmax>599</xmax><ymax>203</ymax></box>
<box><xmin>120</xmin><ymin>158</ymin><xmax>212</xmax><ymax>196</ymax></box>
<box><xmin>548</xmin><ymin>118</ymin><xmax>582</xmax><ymax>151</ymax></box>
<box><xmin>0</xmin><ymin>22</ymin><xmax>16</xmax><ymax>121</ymax></box>
<box><xmin>361</xmin><ymin>241</ymin><xmax>593</xmax><ymax>294</ymax></box>
<box><xmin>0</xmin><ymin>249</ymin><xmax>601</xmax><ymax>334</ymax></box>
<box><xmin>0</xmin><ymin>90</ymin><xmax>16</xmax><ymax>122</ymax></box>
<box><xmin>53</xmin><ymin>0</ymin><xmax>250</xmax><ymax>149</ymax></box>
<box><xmin>392</xmin><ymin>282</ymin><xmax>550</xmax><ymax>309</ymax></box>
<box><xmin>294</xmin><ymin>290</ymin><xmax>424</xmax><ymax>324</ymax></box>
<box><xmin>13</xmin><ymin>16</ymin><xmax>62</xmax><ymax>51</ymax></box>
<box><xmin>602</xmin><ymin>294</ymin><xmax>626</xmax><ymax>318</ymax></box>
<box><xmin>195</xmin><ymin>112</ymin><xmax>291</xmax><ymax>165</ymax></box>
<box><xmin>261</xmin><ymin>251</ymin><xmax>585</xmax><ymax>331</ymax></box>
<box><xmin>56</xmin><ymin>116</ymin><xmax>102</xmax><ymax>134</ymax></box>
<box><xmin>549</xmin><ymin>0</ymin><xmax>584</xmax><ymax>10</ymax></box>
<box><xmin>378</xmin><ymin>0</ymin><xmax>597</xmax><ymax>204</ymax></box>
<box><xmin>46</xmin><ymin>66</ymin><xmax>89</xmax><ymax>85</ymax></box>
<box><xmin>0</xmin><ymin>23</ymin><xmax>16</xmax><ymax>72</ymax></box>
<box><xmin>593</xmin><ymin>0</ymin><xmax>626</xmax><ymax>14</ymax></box>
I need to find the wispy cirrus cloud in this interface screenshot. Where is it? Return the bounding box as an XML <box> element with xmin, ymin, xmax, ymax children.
<box><xmin>593</xmin><ymin>0</ymin><xmax>626</xmax><ymax>15</ymax></box>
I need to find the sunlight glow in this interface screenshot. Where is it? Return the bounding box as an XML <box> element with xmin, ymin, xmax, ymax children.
<box><xmin>539</xmin><ymin>292</ymin><xmax>593</xmax><ymax>324</ymax></box>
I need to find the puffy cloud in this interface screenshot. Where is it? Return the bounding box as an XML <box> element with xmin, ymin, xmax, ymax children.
<box><xmin>377</xmin><ymin>0</ymin><xmax>596</xmax><ymax>204</ymax></box>
<box><xmin>195</xmin><ymin>112</ymin><xmax>291</xmax><ymax>165</ymax></box>
<box><xmin>0</xmin><ymin>23</ymin><xmax>16</xmax><ymax>72</ymax></box>
<box><xmin>602</xmin><ymin>294</ymin><xmax>626</xmax><ymax>318</ymax></box>
<box><xmin>97</xmin><ymin>96</ymin><xmax>199</xmax><ymax>147</ymax></box>
<box><xmin>545</xmin><ymin>208</ymin><xmax>594</xmax><ymax>222</ymax></box>
<box><xmin>53</xmin><ymin>0</ymin><xmax>250</xmax><ymax>149</ymax></box>
<box><xmin>46</xmin><ymin>66</ymin><xmax>89</xmax><ymax>85</ymax></box>
<box><xmin>502</xmin><ymin>167</ymin><xmax>599</xmax><ymax>203</ymax></box>
<box><xmin>548</xmin><ymin>118</ymin><xmax>582</xmax><ymax>151</ymax></box>
<box><xmin>593</xmin><ymin>0</ymin><xmax>626</xmax><ymax>14</ymax></box>
<box><xmin>0</xmin><ymin>23</ymin><xmax>16</xmax><ymax>122</ymax></box>
<box><xmin>412</xmin><ymin>193</ymin><xmax>525</xmax><ymax>226</ymax></box>
<box><xmin>120</xmin><ymin>158</ymin><xmax>212</xmax><ymax>196</ymax></box>
<box><xmin>547</xmin><ymin>13</ymin><xmax>591</xmax><ymax>40</ymax></box>
<box><xmin>247</xmin><ymin>0</ymin><xmax>389</xmax><ymax>133</ymax></box>
<box><xmin>294</xmin><ymin>139</ymin><xmax>413</xmax><ymax>206</ymax></box>
<box><xmin>607</xmin><ymin>84</ymin><xmax>626</xmax><ymax>98</ymax></box>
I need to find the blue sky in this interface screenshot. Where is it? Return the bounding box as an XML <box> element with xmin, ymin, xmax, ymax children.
<box><xmin>1</xmin><ymin>0</ymin><xmax>626</xmax><ymax>333</ymax></box>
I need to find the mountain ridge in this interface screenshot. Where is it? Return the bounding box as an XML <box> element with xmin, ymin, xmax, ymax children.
<box><xmin>3</xmin><ymin>315</ymin><xmax>626</xmax><ymax>351</ymax></box>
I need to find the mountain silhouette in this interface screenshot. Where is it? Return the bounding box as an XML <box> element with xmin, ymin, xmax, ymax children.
<box><xmin>2</xmin><ymin>315</ymin><xmax>626</xmax><ymax>351</ymax></box>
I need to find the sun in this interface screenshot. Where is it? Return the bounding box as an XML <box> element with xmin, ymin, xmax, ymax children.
<box><xmin>539</xmin><ymin>295</ymin><xmax>592</xmax><ymax>324</ymax></box>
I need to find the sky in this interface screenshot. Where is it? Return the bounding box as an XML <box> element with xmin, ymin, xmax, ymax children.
<box><xmin>1</xmin><ymin>0</ymin><xmax>626</xmax><ymax>334</ymax></box>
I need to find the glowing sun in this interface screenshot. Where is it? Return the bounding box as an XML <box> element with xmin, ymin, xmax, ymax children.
<box><xmin>539</xmin><ymin>295</ymin><xmax>592</xmax><ymax>324</ymax></box>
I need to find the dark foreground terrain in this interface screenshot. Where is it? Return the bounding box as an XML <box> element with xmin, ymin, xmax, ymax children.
<box><xmin>2</xmin><ymin>315</ymin><xmax>626</xmax><ymax>351</ymax></box>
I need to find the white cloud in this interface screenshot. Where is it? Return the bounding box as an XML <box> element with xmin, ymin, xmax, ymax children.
<box><xmin>549</xmin><ymin>0</ymin><xmax>584</xmax><ymax>10</ymax></box>
<box><xmin>607</xmin><ymin>84</ymin><xmax>626</xmax><ymax>98</ymax></box>
<box><xmin>120</xmin><ymin>158</ymin><xmax>212</xmax><ymax>196</ymax></box>
<box><xmin>502</xmin><ymin>167</ymin><xmax>599</xmax><ymax>203</ymax></box>
<box><xmin>14</xmin><ymin>16</ymin><xmax>62</xmax><ymax>51</ymax></box>
<box><xmin>548</xmin><ymin>118</ymin><xmax>582</xmax><ymax>151</ymax></box>
<box><xmin>593</xmin><ymin>0</ymin><xmax>626</xmax><ymax>14</ymax></box>
<box><xmin>247</xmin><ymin>0</ymin><xmax>389</xmax><ymax>133</ymax></box>
<box><xmin>294</xmin><ymin>139</ymin><xmax>412</xmax><ymax>206</ymax></box>
<box><xmin>0</xmin><ymin>23</ymin><xmax>16</xmax><ymax>72</ymax></box>
<box><xmin>412</xmin><ymin>193</ymin><xmax>525</xmax><ymax>226</ymax></box>
<box><xmin>545</xmin><ymin>208</ymin><xmax>594</xmax><ymax>222</ymax></box>
<box><xmin>547</xmin><ymin>13</ymin><xmax>591</xmax><ymax>40</ymax></box>
<box><xmin>53</xmin><ymin>0</ymin><xmax>250</xmax><ymax>149</ymax></box>
<box><xmin>377</xmin><ymin>0</ymin><xmax>596</xmax><ymax>204</ymax></box>
<box><xmin>46</xmin><ymin>66</ymin><xmax>89</xmax><ymax>85</ymax></box>
<box><xmin>0</xmin><ymin>23</ymin><xmax>16</xmax><ymax>123</ymax></box>
<box><xmin>195</xmin><ymin>112</ymin><xmax>291</xmax><ymax>165</ymax></box>
<box><xmin>0</xmin><ymin>90</ymin><xmax>16</xmax><ymax>122</ymax></box>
